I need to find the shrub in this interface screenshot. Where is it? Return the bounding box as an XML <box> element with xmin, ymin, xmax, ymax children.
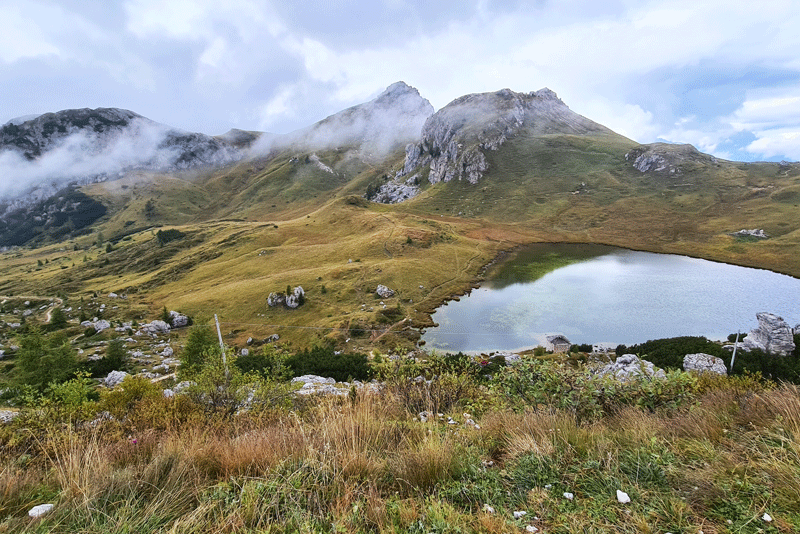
<box><xmin>494</xmin><ymin>357</ymin><xmax>698</xmax><ymax>422</ymax></box>
<box><xmin>179</xmin><ymin>326</ymin><xmax>219</xmax><ymax>377</ymax></box>
<box><xmin>156</xmin><ymin>228</ymin><xmax>185</xmax><ymax>246</ymax></box>
<box><xmin>379</xmin><ymin>353</ymin><xmax>484</xmax><ymax>415</ymax></box>
<box><xmin>235</xmin><ymin>345</ymin><xmax>292</xmax><ymax>381</ymax></box>
<box><xmin>85</xmin><ymin>338</ymin><xmax>127</xmax><ymax>377</ymax></box>
<box><xmin>616</xmin><ymin>336</ymin><xmax>726</xmax><ymax>370</ymax></box>
<box><xmin>47</xmin><ymin>306</ymin><xmax>68</xmax><ymax>330</ymax></box>
<box><xmin>286</xmin><ymin>345</ymin><xmax>373</xmax><ymax>382</ymax></box>
<box><xmin>12</xmin><ymin>329</ymin><xmax>78</xmax><ymax>391</ymax></box>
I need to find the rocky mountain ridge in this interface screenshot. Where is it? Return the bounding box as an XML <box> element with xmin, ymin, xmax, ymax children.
<box><xmin>0</xmin><ymin>108</ymin><xmax>246</xmax><ymax>208</ymax></box>
<box><xmin>401</xmin><ymin>87</ymin><xmax>613</xmax><ymax>184</ymax></box>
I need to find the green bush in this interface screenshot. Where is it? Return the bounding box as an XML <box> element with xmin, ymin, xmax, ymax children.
<box><xmin>12</xmin><ymin>329</ymin><xmax>78</xmax><ymax>391</ymax></box>
<box><xmin>179</xmin><ymin>326</ymin><xmax>219</xmax><ymax>377</ymax></box>
<box><xmin>494</xmin><ymin>357</ymin><xmax>698</xmax><ymax>422</ymax></box>
<box><xmin>235</xmin><ymin>345</ymin><xmax>292</xmax><ymax>381</ymax></box>
<box><xmin>85</xmin><ymin>338</ymin><xmax>127</xmax><ymax>377</ymax></box>
<box><xmin>286</xmin><ymin>345</ymin><xmax>373</xmax><ymax>382</ymax></box>
<box><xmin>730</xmin><ymin>345</ymin><xmax>800</xmax><ymax>383</ymax></box>
<box><xmin>616</xmin><ymin>336</ymin><xmax>726</xmax><ymax>370</ymax></box>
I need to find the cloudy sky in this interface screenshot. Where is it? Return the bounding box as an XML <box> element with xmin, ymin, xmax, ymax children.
<box><xmin>2</xmin><ymin>0</ymin><xmax>799</xmax><ymax>162</ymax></box>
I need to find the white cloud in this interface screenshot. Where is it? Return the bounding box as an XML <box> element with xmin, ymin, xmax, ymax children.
<box><xmin>745</xmin><ymin>129</ymin><xmax>800</xmax><ymax>160</ymax></box>
<box><xmin>0</xmin><ymin>3</ymin><xmax>61</xmax><ymax>63</ymax></box>
<box><xmin>728</xmin><ymin>88</ymin><xmax>800</xmax><ymax>160</ymax></box>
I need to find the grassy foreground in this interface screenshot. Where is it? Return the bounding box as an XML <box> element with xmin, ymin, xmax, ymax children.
<box><xmin>2</xmin><ymin>355</ymin><xmax>799</xmax><ymax>533</ymax></box>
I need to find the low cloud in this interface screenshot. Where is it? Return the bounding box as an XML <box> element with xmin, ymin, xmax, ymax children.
<box><xmin>0</xmin><ymin>118</ymin><xmax>224</xmax><ymax>201</ymax></box>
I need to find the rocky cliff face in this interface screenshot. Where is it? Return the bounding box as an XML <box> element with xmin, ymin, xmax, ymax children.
<box><xmin>625</xmin><ymin>143</ymin><xmax>718</xmax><ymax>176</ymax></box>
<box><xmin>398</xmin><ymin>88</ymin><xmax>612</xmax><ymax>186</ymax></box>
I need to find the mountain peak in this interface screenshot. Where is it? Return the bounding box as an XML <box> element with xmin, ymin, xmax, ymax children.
<box><xmin>396</xmin><ymin>87</ymin><xmax>613</xmax><ymax>186</ymax></box>
<box><xmin>279</xmin><ymin>81</ymin><xmax>433</xmax><ymax>157</ymax></box>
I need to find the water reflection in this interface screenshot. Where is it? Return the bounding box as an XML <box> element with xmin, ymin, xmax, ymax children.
<box><xmin>422</xmin><ymin>245</ymin><xmax>800</xmax><ymax>352</ymax></box>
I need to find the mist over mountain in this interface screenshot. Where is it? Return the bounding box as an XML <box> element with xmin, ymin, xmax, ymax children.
<box><xmin>0</xmin><ymin>108</ymin><xmax>246</xmax><ymax>205</ymax></box>
<box><xmin>254</xmin><ymin>81</ymin><xmax>433</xmax><ymax>159</ymax></box>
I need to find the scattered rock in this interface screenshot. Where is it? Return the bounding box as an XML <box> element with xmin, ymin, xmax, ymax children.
<box><xmin>616</xmin><ymin>490</ymin><xmax>631</xmax><ymax>503</ymax></box>
<box><xmin>0</xmin><ymin>410</ymin><xmax>19</xmax><ymax>423</ymax></box>
<box><xmin>563</xmin><ymin>492</ymin><xmax>574</xmax><ymax>500</ymax></box>
<box><xmin>482</xmin><ymin>504</ymin><xmax>495</xmax><ymax>514</ymax></box>
<box><xmin>732</xmin><ymin>228</ymin><xmax>769</xmax><ymax>239</ymax></box>
<box><xmin>104</xmin><ymin>370</ymin><xmax>128</xmax><ymax>388</ymax></box>
<box><xmin>763</xmin><ymin>512</ymin><xmax>773</xmax><ymax>522</ymax></box>
<box><xmin>269</xmin><ymin>287</ymin><xmax>305</xmax><ymax>308</ymax></box>
<box><xmin>241</xmin><ymin>348</ymin><xmax>249</xmax><ymax>356</ymax></box>
<box><xmin>28</xmin><ymin>503</ymin><xmax>54</xmax><ymax>518</ymax></box>
<box><xmin>683</xmin><ymin>353</ymin><xmax>727</xmax><ymax>375</ymax></box>
<box><xmin>108</xmin><ymin>292</ymin><xmax>118</xmax><ymax>298</ymax></box>
<box><xmin>169</xmin><ymin>310</ymin><xmax>189</xmax><ymax>328</ymax></box>
<box><xmin>742</xmin><ymin>312</ymin><xmax>796</xmax><ymax>356</ymax></box>
<box><xmin>292</xmin><ymin>375</ymin><xmax>336</xmax><ymax>386</ymax></box>
<box><xmin>93</xmin><ymin>319</ymin><xmax>111</xmax><ymax>332</ymax></box>
<box><xmin>285</xmin><ymin>286</ymin><xmax>305</xmax><ymax>309</ymax></box>
<box><xmin>494</xmin><ymin>351</ymin><xmax>521</xmax><ymax>365</ymax></box>
<box><xmin>513</xmin><ymin>511</ymin><xmax>527</xmax><ymax>519</ymax></box>
<box><xmin>525</xmin><ymin>526</ymin><xmax>539</xmax><ymax>533</ymax></box>
<box><xmin>139</xmin><ymin>320</ymin><xmax>171</xmax><ymax>335</ymax></box>
<box><xmin>597</xmin><ymin>354</ymin><xmax>666</xmax><ymax>381</ymax></box>
<box><xmin>376</xmin><ymin>284</ymin><xmax>395</xmax><ymax>298</ymax></box>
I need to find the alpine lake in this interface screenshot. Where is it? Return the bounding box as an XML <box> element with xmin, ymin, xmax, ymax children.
<box><xmin>421</xmin><ymin>243</ymin><xmax>800</xmax><ymax>353</ymax></box>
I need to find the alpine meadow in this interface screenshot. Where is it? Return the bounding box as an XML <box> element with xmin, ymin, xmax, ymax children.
<box><xmin>1</xmin><ymin>82</ymin><xmax>800</xmax><ymax>533</ymax></box>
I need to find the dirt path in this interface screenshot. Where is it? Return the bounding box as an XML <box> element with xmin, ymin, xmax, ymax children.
<box><xmin>0</xmin><ymin>295</ymin><xmax>63</xmax><ymax>323</ymax></box>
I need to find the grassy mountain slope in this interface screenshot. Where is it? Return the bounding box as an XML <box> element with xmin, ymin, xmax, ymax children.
<box><xmin>2</xmin><ymin>89</ymin><xmax>800</xmax><ymax>351</ymax></box>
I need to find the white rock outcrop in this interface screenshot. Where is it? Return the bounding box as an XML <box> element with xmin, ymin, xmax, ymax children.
<box><xmin>742</xmin><ymin>312</ymin><xmax>796</xmax><ymax>356</ymax></box>
<box><xmin>169</xmin><ymin>310</ymin><xmax>189</xmax><ymax>328</ymax></box>
<box><xmin>376</xmin><ymin>284</ymin><xmax>395</xmax><ymax>298</ymax></box>
<box><xmin>683</xmin><ymin>353</ymin><xmax>727</xmax><ymax>375</ymax></box>
<box><xmin>104</xmin><ymin>370</ymin><xmax>128</xmax><ymax>388</ymax></box>
<box><xmin>139</xmin><ymin>320</ymin><xmax>171</xmax><ymax>335</ymax></box>
<box><xmin>597</xmin><ymin>354</ymin><xmax>666</xmax><ymax>382</ymax></box>
<box><xmin>285</xmin><ymin>286</ymin><xmax>305</xmax><ymax>309</ymax></box>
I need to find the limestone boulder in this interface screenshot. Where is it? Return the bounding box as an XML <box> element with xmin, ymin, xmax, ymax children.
<box><xmin>104</xmin><ymin>370</ymin><xmax>128</xmax><ymax>388</ymax></box>
<box><xmin>742</xmin><ymin>312</ymin><xmax>795</xmax><ymax>356</ymax></box>
<box><xmin>683</xmin><ymin>353</ymin><xmax>727</xmax><ymax>375</ymax></box>
<box><xmin>597</xmin><ymin>354</ymin><xmax>666</xmax><ymax>382</ymax></box>
<box><xmin>169</xmin><ymin>311</ymin><xmax>190</xmax><ymax>328</ymax></box>
<box><xmin>376</xmin><ymin>284</ymin><xmax>395</xmax><ymax>298</ymax></box>
<box><xmin>285</xmin><ymin>286</ymin><xmax>305</xmax><ymax>309</ymax></box>
<box><xmin>140</xmin><ymin>320</ymin><xmax>171</xmax><ymax>335</ymax></box>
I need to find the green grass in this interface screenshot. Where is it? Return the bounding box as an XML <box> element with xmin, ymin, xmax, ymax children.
<box><xmin>1</xmin><ymin>358</ymin><xmax>799</xmax><ymax>533</ymax></box>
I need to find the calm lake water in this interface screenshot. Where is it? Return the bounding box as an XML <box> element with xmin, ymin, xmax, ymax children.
<box><xmin>421</xmin><ymin>244</ymin><xmax>800</xmax><ymax>352</ymax></box>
